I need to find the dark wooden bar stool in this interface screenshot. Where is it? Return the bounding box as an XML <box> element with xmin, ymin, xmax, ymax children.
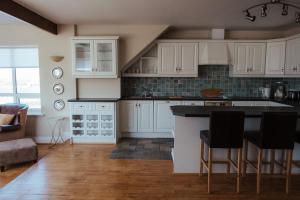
<box><xmin>243</xmin><ymin>112</ymin><xmax>297</xmax><ymax>194</ymax></box>
<box><xmin>200</xmin><ymin>111</ymin><xmax>245</xmax><ymax>194</ymax></box>
<box><xmin>293</xmin><ymin>131</ymin><xmax>300</xmax><ymax>168</ymax></box>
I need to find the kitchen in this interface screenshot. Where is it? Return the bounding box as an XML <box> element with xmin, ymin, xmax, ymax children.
<box><xmin>1</xmin><ymin>0</ymin><xmax>300</xmax><ymax>198</ymax></box>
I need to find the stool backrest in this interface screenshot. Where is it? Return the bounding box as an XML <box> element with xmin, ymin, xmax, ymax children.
<box><xmin>209</xmin><ymin>111</ymin><xmax>245</xmax><ymax>148</ymax></box>
<box><xmin>260</xmin><ymin>112</ymin><xmax>297</xmax><ymax>149</ymax></box>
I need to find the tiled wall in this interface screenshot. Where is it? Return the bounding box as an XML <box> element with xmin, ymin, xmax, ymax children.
<box><xmin>121</xmin><ymin>66</ymin><xmax>300</xmax><ymax>97</ymax></box>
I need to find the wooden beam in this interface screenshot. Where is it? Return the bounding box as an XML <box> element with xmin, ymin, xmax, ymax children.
<box><xmin>0</xmin><ymin>0</ymin><xmax>57</xmax><ymax>34</ymax></box>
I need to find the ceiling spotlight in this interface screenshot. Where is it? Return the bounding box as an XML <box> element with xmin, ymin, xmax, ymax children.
<box><xmin>261</xmin><ymin>4</ymin><xmax>267</xmax><ymax>17</ymax></box>
<box><xmin>245</xmin><ymin>10</ymin><xmax>256</xmax><ymax>22</ymax></box>
<box><xmin>282</xmin><ymin>4</ymin><xmax>288</xmax><ymax>16</ymax></box>
<box><xmin>296</xmin><ymin>12</ymin><xmax>300</xmax><ymax>23</ymax></box>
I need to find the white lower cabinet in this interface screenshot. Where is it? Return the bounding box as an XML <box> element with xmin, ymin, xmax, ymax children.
<box><xmin>154</xmin><ymin>101</ymin><xmax>182</xmax><ymax>133</ymax></box>
<box><xmin>120</xmin><ymin>101</ymin><xmax>154</xmax><ymax>133</ymax></box>
<box><xmin>70</xmin><ymin>102</ymin><xmax>116</xmax><ymax>144</ymax></box>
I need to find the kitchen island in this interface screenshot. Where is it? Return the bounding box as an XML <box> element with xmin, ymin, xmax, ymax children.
<box><xmin>171</xmin><ymin>105</ymin><xmax>300</xmax><ymax>174</ymax></box>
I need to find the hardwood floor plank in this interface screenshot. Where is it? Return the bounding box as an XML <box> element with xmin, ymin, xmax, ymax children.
<box><xmin>0</xmin><ymin>143</ymin><xmax>299</xmax><ymax>199</ymax></box>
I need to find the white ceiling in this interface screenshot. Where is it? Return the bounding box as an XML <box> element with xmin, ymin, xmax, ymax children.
<box><xmin>2</xmin><ymin>0</ymin><xmax>300</xmax><ymax>29</ymax></box>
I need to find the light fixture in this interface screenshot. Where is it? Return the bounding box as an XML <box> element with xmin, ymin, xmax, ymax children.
<box><xmin>296</xmin><ymin>12</ymin><xmax>300</xmax><ymax>23</ymax></box>
<box><xmin>282</xmin><ymin>4</ymin><xmax>288</xmax><ymax>16</ymax></box>
<box><xmin>261</xmin><ymin>4</ymin><xmax>267</xmax><ymax>17</ymax></box>
<box><xmin>244</xmin><ymin>10</ymin><xmax>256</xmax><ymax>22</ymax></box>
<box><xmin>243</xmin><ymin>0</ymin><xmax>300</xmax><ymax>24</ymax></box>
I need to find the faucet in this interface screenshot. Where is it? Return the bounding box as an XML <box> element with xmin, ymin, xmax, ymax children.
<box><xmin>141</xmin><ymin>86</ymin><xmax>153</xmax><ymax>98</ymax></box>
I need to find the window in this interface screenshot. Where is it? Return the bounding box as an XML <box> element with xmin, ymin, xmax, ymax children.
<box><xmin>0</xmin><ymin>47</ymin><xmax>41</xmax><ymax>114</ymax></box>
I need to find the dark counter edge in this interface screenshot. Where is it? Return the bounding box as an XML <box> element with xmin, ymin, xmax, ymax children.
<box><xmin>171</xmin><ymin>105</ymin><xmax>300</xmax><ymax>118</ymax></box>
<box><xmin>68</xmin><ymin>98</ymin><xmax>120</xmax><ymax>102</ymax></box>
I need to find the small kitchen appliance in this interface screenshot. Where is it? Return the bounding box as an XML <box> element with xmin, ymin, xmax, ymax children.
<box><xmin>287</xmin><ymin>90</ymin><xmax>300</xmax><ymax>101</ymax></box>
<box><xmin>259</xmin><ymin>87</ymin><xmax>271</xmax><ymax>99</ymax></box>
<box><xmin>271</xmin><ymin>81</ymin><xmax>287</xmax><ymax>100</ymax></box>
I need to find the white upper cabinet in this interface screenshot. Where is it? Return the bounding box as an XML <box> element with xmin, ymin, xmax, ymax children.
<box><xmin>232</xmin><ymin>43</ymin><xmax>266</xmax><ymax>76</ymax></box>
<box><xmin>265</xmin><ymin>41</ymin><xmax>286</xmax><ymax>76</ymax></box>
<box><xmin>158</xmin><ymin>43</ymin><xmax>178</xmax><ymax>75</ymax></box>
<box><xmin>158</xmin><ymin>42</ymin><xmax>198</xmax><ymax>77</ymax></box>
<box><xmin>177</xmin><ymin>43</ymin><xmax>199</xmax><ymax>75</ymax></box>
<box><xmin>285</xmin><ymin>37</ymin><xmax>300</xmax><ymax>76</ymax></box>
<box><xmin>72</xmin><ymin>37</ymin><xmax>119</xmax><ymax>78</ymax></box>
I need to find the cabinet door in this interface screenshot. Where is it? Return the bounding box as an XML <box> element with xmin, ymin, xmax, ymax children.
<box><xmin>137</xmin><ymin>101</ymin><xmax>154</xmax><ymax>133</ymax></box>
<box><xmin>72</xmin><ymin>40</ymin><xmax>93</xmax><ymax>74</ymax></box>
<box><xmin>285</xmin><ymin>38</ymin><xmax>300</xmax><ymax>75</ymax></box>
<box><xmin>158</xmin><ymin>43</ymin><xmax>178</xmax><ymax>74</ymax></box>
<box><xmin>177</xmin><ymin>43</ymin><xmax>198</xmax><ymax>75</ymax></box>
<box><xmin>247</xmin><ymin>43</ymin><xmax>266</xmax><ymax>75</ymax></box>
<box><xmin>234</xmin><ymin>43</ymin><xmax>248</xmax><ymax>74</ymax></box>
<box><xmin>154</xmin><ymin>101</ymin><xmax>181</xmax><ymax>133</ymax></box>
<box><xmin>94</xmin><ymin>40</ymin><xmax>117</xmax><ymax>76</ymax></box>
<box><xmin>120</xmin><ymin>101</ymin><xmax>138</xmax><ymax>132</ymax></box>
<box><xmin>266</xmin><ymin>41</ymin><xmax>285</xmax><ymax>76</ymax></box>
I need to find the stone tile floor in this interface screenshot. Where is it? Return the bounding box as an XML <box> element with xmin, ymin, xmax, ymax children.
<box><xmin>110</xmin><ymin>138</ymin><xmax>174</xmax><ymax>160</ymax></box>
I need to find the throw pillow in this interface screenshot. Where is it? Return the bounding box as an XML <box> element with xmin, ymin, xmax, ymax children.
<box><xmin>0</xmin><ymin>114</ymin><xmax>15</xmax><ymax>126</ymax></box>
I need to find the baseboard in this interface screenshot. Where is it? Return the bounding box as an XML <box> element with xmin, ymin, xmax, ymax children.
<box><xmin>34</xmin><ymin>132</ymin><xmax>71</xmax><ymax>144</ymax></box>
<box><xmin>121</xmin><ymin>132</ymin><xmax>173</xmax><ymax>138</ymax></box>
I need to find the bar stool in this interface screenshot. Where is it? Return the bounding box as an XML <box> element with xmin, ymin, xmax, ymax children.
<box><xmin>200</xmin><ymin>111</ymin><xmax>245</xmax><ymax>194</ymax></box>
<box><xmin>243</xmin><ymin>112</ymin><xmax>297</xmax><ymax>194</ymax></box>
<box><xmin>293</xmin><ymin>131</ymin><xmax>300</xmax><ymax>168</ymax></box>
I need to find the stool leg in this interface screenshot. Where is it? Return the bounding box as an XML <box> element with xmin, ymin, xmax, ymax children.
<box><xmin>270</xmin><ymin>150</ymin><xmax>275</xmax><ymax>175</ymax></box>
<box><xmin>200</xmin><ymin>140</ymin><xmax>204</xmax><ymax>176</ymax></box>
<box><xmin>227</xmin><ymin>148</ymin><xmax>231</xmax><ymax>175</ymax></box>
<box><xmin>257</xmin><ymin>149</ymin><xmax>263</xmax><ymax>194</ymax></box>
<box><xmin>208</xmin><ymin>148</ymin><xmax>213</xmax><ymax>194</ymax></box>
<box><xmin>243</xmin><ymin>139</ymin><xmax>248</xmax><ymax>177</ymax></box>
<box><xmin>286</xmin><ymin>150</ymin><xmax>293</xmax><ymax>194</ymax></box>
<box><xmin>237</xmin><ymin>148</ymin><xmax>242</xmax><ymax>194</ymax></box>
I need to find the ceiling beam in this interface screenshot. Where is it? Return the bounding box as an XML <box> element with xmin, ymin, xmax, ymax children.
<box><xmin>0</xmin><ymin>0</ymin><xmax>57</xmax><ymax>34</ymax></box>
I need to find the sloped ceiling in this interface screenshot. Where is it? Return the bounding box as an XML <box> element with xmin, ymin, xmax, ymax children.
<box><xmin>10</xmin><ymin>0</ymin><xmax>300</xmax><ymax>30</ymax></box>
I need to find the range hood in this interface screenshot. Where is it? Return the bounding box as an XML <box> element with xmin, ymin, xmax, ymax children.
<box><xmin>199</xmin><ymin>29</ymin><xmax>233</xmax><ymax>65</ymax></box>
<box><xmin>199</xmin><ymin>42</ymin><xmax>232</xmax><ymax>65</ymax></box>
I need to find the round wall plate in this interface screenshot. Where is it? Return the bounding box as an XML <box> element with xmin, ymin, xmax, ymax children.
<box><xmin>53</xmin><ymin>83</ymin><xmax>64</xmax><ymax>95</ymax></box>
<box><xmin>52</xmin><ymin>67</ymin><xmax>63</xmax><ymax>79</ymax></box>
<box><xmin>54</xmin><ymin>99</ymin><xmax>65</xmax><ymax>111</ymax></box>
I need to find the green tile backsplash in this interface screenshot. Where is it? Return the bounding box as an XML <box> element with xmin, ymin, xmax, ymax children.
<box><xmin>121</xmin><ymin>66</ymin><xmax>300</xmax><ymax>97</ymax></box>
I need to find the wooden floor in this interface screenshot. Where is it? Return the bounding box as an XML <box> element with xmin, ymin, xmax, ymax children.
<box><xmin>0</xmin><ymin>144</ymin><xmax>51</xmax><ymax>188</ymax></box>
<box><xmin>0</xmin><ymin>143</ymin><xmax>300</xmax><ymax>200</ymax></box>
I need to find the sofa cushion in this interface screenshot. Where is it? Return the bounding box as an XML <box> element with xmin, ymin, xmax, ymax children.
<box><xmin>0</xmin><ymin>114</ymin><xmax>15</xmax><ymax>126</ymax></box>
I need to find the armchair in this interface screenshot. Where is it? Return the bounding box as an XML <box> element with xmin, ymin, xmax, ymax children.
<box><xmin>0</xmin><ymin>104</ymin><xmax>29</xmax><ymax>142</ymax></box>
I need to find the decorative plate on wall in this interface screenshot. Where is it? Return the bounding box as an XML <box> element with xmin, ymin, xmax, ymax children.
<box><xmin>52</xmin><ymin>67</ymin><xmax>63</xmax><ymax>79</ymax></box>
<box><xmin>53</xmin><ymin>99</ymin><xmax>65</xmax><ymax>111</ymax></box>
<box><xmin>53</xmin><ymin>83</ymin><xmax>64</xmax><ymax>95</ymax></box>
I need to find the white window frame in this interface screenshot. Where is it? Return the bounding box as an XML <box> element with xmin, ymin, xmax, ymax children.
<box><xmin>0</xmin><ymin>46</ymin><xmax>42</xmax><ymax>115</ymax></box>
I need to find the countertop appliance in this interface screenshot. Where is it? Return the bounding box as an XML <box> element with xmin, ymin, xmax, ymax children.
<box><xmin>271</xmin><ymin>81</ymin><xmax>287</xmax><ymax>100</ymax></box>
<box><xmin>287</xmin><ymin>90</ymin><xmax>300</xmax><ymax>101</ymax></box>
<box><xmin>259</xmin><ymin>87</ymin><xmax>271</xmax><ymax>99</ymax></box>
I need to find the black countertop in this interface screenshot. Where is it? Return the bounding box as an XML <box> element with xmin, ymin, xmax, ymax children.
<box><xmin>68</xmin><ymin>98</ymin><xmax>120</xmax><ymax>102</ymax></box>
<box><xmin>171</xmin><ymin>106</ymin><xmax>300</xmax><ymax>118</ymax></box>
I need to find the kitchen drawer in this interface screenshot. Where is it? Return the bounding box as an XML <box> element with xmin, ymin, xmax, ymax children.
<box><xmin>72</xmin><ymin>103</ymin><xmax>94</xmax><ymax>111</ymax></box>
<box><xmin>95</xmin><ymin>103</ymin><xmax>114</xmax><ymax>110</ymax></box>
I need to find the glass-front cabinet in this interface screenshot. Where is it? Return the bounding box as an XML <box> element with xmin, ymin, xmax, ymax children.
<box><xmin>71</xmin><ymin>37</ymin><xmax>119</xmax><ymax>78</ymax></box>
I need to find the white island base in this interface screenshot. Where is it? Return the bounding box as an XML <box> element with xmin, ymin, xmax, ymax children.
<box><xmin>172</xmin><ymin>116</ymin><xmax>300</xmax><ymax>174</ymax></box>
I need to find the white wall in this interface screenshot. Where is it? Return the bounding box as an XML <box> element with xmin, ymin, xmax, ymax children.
<box><xmin>0</xmin><ymin>24</ymin><xmax>75</xmax><ymax>140</ymax></box>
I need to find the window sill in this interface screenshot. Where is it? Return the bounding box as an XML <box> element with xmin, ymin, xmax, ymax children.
<box><xmin>28</xmin><ymin>110</ymin><xmax>44</xmax><ymax>116</ymax></box>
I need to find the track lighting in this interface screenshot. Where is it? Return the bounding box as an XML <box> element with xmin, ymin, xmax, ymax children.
<box><xmin>244</xmin><ymin>10</ymin><xmax>256</xmax><ymax>22</ymax></box>
<box><xmin>261</xmin><ymin>4</ymin><xmax>267</xmax><ymax>17</ymax></box>
<box><xmin>296</xmin><ymin>12</ymin><xmax>300</xmax><ymax>23</ymax></box>
<box><xmin>243</xmin><ymin>0</ymin><xmax>300</xmax><ymax>24</ymax></box>
<box><xmin>282</xmin><ymin>4</ymin><xmax>288</xmax><ymax>16</ymax></box>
